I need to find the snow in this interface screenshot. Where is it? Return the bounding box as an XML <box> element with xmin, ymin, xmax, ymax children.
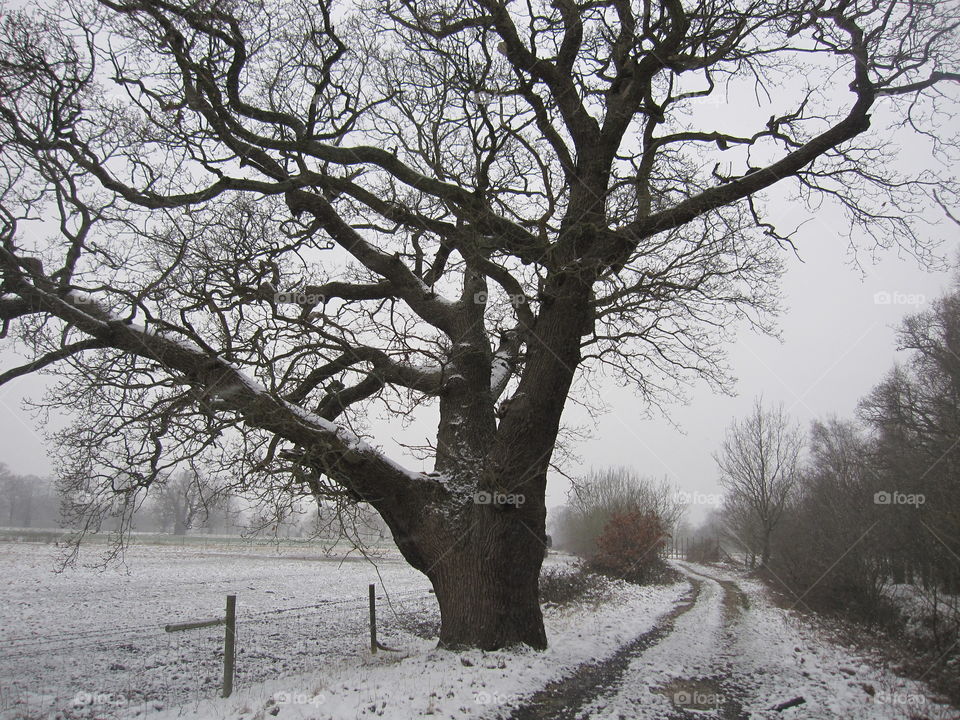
<box><xmin>729</xmin><ymin>570</ymin><xmax>957</xmax><ymax>719</ymax></box>
<box><xmin>57</xmin><ymin>308</ymin><xmax>425</xmax><ymax>483</ymax></box>
<box><xmin>0</xmin><ymin>540</ymin><xmax>431</xmax><ymax>720</ymax></box>
<box><xmin>884</xmin><ymin>582</ymin><xmax>959</xmax><ymax>640</ymax></box>
<box><xmin>3</xmin><ymin>544</ymin><xmax>956</xmax><ymax>720</ymax></box>
<box><xmin>103</xmin><ymin>316</ymin><xmax>425</xmax><ymax>482</ymax></box>
<box><xmin>146</xmin><ymin>562</ymin><xmax>688</xmax><ymax>720</ymax></box>
<box><xmin>107</xmin><ymin>318</ymin><xmax>368</xmax><ymax>453</ymax></box>
<box><xmin>489</xmin><ymin>353</ymin><xmax>511</xmax><ymax>394</ymax></box>
<box><xmin>580</xmin><ymin>561</ymin><xmax>958</xmax><ymax>720</ymax></box>
<box><xmin>0</xmin><ymin>543</ymin><xmax>686</xmax><ymax>720</ymax></box>
<box><xmin>278</xmin><ymin>398</ymin><xmax>424</xmax><ymax>480</ymax></box>
<box><xmin>202</xmin><ymin>359</ymin><xmax>424</xmax><ymax>482</ymax></box>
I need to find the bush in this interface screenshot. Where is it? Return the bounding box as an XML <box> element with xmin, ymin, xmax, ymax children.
<box><xmin>538</xmin><ymin>564</ymin><xmax>605</xmax><ymax>606</ymax></box>
<box><xmin>550</xmin><ymin>468</ymin><xmax>683</xmax><ymax>556</ymax></box>
<box><xmin>589</xmin><ymin>510</ymin><xmax>669</xmax><ymax>584</ymax></box>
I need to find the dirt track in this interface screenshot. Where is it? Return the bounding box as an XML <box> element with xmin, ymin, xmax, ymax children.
<box><xmin>503</xmin><ymin>563</ymin><xmax>751</xmax><ymax>720</ymax></box>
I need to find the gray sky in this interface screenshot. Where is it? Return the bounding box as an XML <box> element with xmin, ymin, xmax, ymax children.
<box><xmin>560</xmin><ymin>224</ymin><xmax>955</xmax><ymax>515</ymax></box>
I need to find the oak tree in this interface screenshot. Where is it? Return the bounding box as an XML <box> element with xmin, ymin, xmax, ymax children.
<box><xmin>0</xmin><ymin>0</ymin><xmax>957</xmax><ymax>648</ymax></box>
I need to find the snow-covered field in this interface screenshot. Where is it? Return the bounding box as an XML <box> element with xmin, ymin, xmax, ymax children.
<box><xmin>0</xmin><ymin>539</ymin><xmax>435</xmax><ymax>719</ymax></box>
<box><xmin>166</xmin><ymin>573</ymin><xmax>687</xmax><ymax>720</ymax></box>
<box><xmin>4</xmin><ymin>541</ymin><xmax>956</xmax><ymax>720</ymax></box>
<box><xmin>0</xmin><ymin>539</ymin><xmax>688</xmax><ymax>720</ymax></box>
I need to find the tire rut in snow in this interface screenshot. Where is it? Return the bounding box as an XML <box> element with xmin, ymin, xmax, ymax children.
<box><xmin>500</xmin><ymin>579</ymin><xmax>702</xmax><ymax>720</ymax></box>
<box><xmin>658</xmin><ymin>565</ymin><xmax>751</xmax><ymax>720</ymax></box>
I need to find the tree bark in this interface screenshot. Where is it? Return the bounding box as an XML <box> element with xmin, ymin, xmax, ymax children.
<box><xmin>428</xmin><ymin>508</ymin><xmax>548</xmax><ymax>650</ymax></box>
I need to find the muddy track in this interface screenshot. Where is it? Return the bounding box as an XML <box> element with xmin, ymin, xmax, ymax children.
<box><xmin>502</xmin><ymin>565</ymin><xmax>751</xmax><ymax>720</ymax></box>
<box><xmin>501</xmin><ymin>578</ymin><xmax>702</xmax><ymax>720</ymax></box>
<box><xmin>663</xmin><ymin>565</ymin><xmax>751</xmax><ymax>720</ymax></box>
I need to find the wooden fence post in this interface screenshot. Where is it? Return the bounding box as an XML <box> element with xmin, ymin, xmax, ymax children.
<box><xmin>222</xmin><ymin>595</ymin><xmax>236</xmax><ymax>698</ymax></box>
<box><xmin>369</xmin><ymin>584</ymin><xmax>377</xmax><ymax>654</ymax></box>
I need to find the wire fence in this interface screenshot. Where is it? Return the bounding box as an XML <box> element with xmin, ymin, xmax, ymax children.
<box><xmin>0</xmin><ymin>586</ymin><xmax>437</xmax><ymax>720</ymax></box>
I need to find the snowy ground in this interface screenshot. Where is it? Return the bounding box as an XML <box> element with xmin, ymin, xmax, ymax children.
<box><xmin>155</xmin><ymin>572</ymin><xmax>687</xmax><ymax>720</ymax></box>
<box><xmin>2</xmin><ymin>541</ymin><xmax>957</xmax><ymax>720</ymax></box>
<box><xmin>0</xmin><ymin>539</ymin><xmax>434</xmax><ymax>719</ymax></box>
<box><xmin>555</xmin><ymin>562</ymin><xmax>958</xmax><ymax>720</ymax></box>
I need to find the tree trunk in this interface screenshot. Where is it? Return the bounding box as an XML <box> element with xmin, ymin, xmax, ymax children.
<box><xmin>430</xmin><ymin>521</ymin><xmax>547</xmax><ymax>650</ymax></box>
<box><xmin>356</xmin><ymin>273</ymin><xmax>591</xmax><ymax>651</ymax></box>
<box><xmin>374</xmin><ymin>474</ymin><xmax>550</xmax><ymax>650</ymax></box>
<box><xmin>760</xmin><ymin>528</ymin><xmax>772</xmax><ymax>568</ymax></box>
<box><xmin>892</xmin><ymin>555</ymin><xmax>905</xmax><ymax>584</ymax></box>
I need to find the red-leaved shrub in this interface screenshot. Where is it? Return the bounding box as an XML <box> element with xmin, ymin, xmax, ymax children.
<box><xmin>589</xmin><ymin>510</ymin><xmax>669</xmax><ymax>583</ymax></box>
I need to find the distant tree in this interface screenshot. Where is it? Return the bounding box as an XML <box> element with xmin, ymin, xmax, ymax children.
<box><xmin>765</xmin><ymin>282</ymin><xmax>960</xmax><ymax>619</ymax></box>
<box><xmin>715</xmin><ymin>399</ymin><xmax>802</xmax><ymax>568</ymax></box>
<box><xmin>683</xmin><ymin>508</ymin><xmax>724</xmax><ymax>563</ymax></box>
<box><xmin>202</xmin><ymin>494</ymin><xmax>239</xmax><ymax>535</ymax></box>
<box><xmin>721</xmin><ymin>490</ymin><xmax>767</xmax><ymax>568</ymax></box>
<box><xmin>761</xmin><ymin>287</ymin><xmax>960</xmax><ymax>678</ymax></box>
<box><xmin>0</xmin><ymin>466</ymin><xmax>59</xmax><ymax>528</ymax></box>
<box><xmin>1</xmin><ymin>0</ymin><xmax>958</xmax><ymax>649</ymax></box>
<box><xmin>154</xmin><ymin>469</ymin><xmax>222</xmax><ymax>535</ymax></box>
<box><xmin>770</xmin><ymin>417</ymin><xmax>889</xmax><ymax>614</ymax></box>
<box><xmin>860</xmin><ymin>282</ymin><xmax>960</xmax><ymax>595</ymax></box>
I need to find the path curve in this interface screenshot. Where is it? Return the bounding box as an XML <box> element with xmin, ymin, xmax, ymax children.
<box><xmin>502</xmin><ymin>563</ymin><xmax>751</xmax><ymax>720</ymax></box>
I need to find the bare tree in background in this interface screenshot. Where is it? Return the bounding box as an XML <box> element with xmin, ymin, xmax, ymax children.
<box><xmin>0</xmin><ymin>464</ymin><xmax>59</xmax><ymax>528</ymax></box>
<box><xmin>861</xmin><ymin>280</ymin><xmax>960</xmax><ymax>595</ymax></box>
<box><xmin>770</xmin><ymin>417</ymin><xmax>888</xmax><ymax>611</ymax></box>
<box><xmin>715</xmin><ymin>399</ymin><xmax>803</xmax><ymax>567</ymax></box>
<box><xmin>766</xmin><ymin>281</ymin><xmax>960</xmax><ymax>655</ymax></box>
<box><xmin>0</xmin><ymin>0</ymin><xmax>957</xmax><ymax>649</ymax></box>
<box><xmin>153</xmin><ymin>469</ymin><xmax>221</xmax><ymax>535</ymax></box>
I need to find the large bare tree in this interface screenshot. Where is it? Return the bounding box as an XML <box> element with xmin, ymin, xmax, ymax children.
<box><xmin>0</xmin><ymin>0</ymin><xmax>957</xmax><ymax>648</ymax></box>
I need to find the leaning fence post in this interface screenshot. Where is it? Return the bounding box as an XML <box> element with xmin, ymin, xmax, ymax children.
<box><xmin>369</xmin><ymin>583</ymin><xmax>377</xmax><ymax>654</ymax></box>
<box><xmin>222</xmin><ymin>595</ymin><xmax>236</xmax><ymax>698</ymax></box>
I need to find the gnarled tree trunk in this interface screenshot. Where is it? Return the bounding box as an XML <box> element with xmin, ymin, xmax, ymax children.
<box><xmin>428</xmin><ymin>505</ymin><xmax>548</xmax><ymax>649</ymax></box>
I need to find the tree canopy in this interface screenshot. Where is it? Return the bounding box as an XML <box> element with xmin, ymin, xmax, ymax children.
<box><xmin>0</xmin><ymin>0</ymin><xmax>957</xmax><ymax>648</ymax></box>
